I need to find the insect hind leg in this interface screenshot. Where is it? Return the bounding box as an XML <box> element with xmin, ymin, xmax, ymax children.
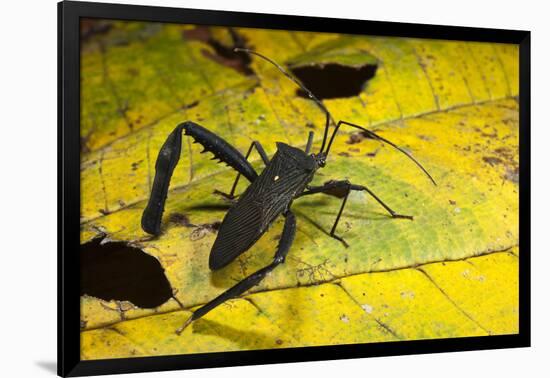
<box><xmin>141</xmin><ymin>121</ymin><xmax>260</xmax><ymax>236</ymax></box>
<box><xmin>176</xmin><ymin>211</ymin><xmax>296</xmax><ymax>335</ymax></box>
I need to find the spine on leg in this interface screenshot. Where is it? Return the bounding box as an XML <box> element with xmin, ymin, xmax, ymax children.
<box><xmin>182</xmin><ymin>122</ymin><xmax>257</xmax><ymax>182</ymax></box>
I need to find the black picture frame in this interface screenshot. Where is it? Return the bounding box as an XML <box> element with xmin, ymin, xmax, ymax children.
<box><xmin>58</xmin><ymin>1</ymin><xmax>531</xmax><ymax>376</ymax></box>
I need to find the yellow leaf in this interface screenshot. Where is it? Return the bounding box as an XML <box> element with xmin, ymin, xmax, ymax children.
<box><xmin>79</xmin><ymin>21</ymin><xmax>519</xmax><ymax>359</ymax></box>
<box><xmin>81</xmin><ymin>249</ymin><xmax>518</xmax><ymax>359</ymax></box>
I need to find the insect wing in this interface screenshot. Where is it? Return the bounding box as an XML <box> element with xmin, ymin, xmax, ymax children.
<box><xmin>209</xmin><ymin>143</ymin><xmax>315</xmax><ymax>270</ymax></box>
<box><xmin>208</xmin><ymin>197</ymin><xmax>264</xmax><ymax>270</ymax></box>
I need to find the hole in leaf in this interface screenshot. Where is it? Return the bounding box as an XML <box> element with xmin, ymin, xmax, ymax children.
<box><xmin>80</xmin><ymin>238</ymin><xmax>173</xmax><ymax>308</ymax></box>
<box><xmin>290</xmin><ymin>63</ymin><xmax>377</xmax><ymax>100</ymax></box>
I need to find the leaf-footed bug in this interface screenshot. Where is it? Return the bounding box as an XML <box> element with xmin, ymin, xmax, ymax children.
<box><xmin>141</xmin><ymin>48</ymin><xmax>437</xmax><ymax>334</ymax></box>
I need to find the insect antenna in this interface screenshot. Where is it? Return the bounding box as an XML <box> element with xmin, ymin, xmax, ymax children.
<box><xmin>325</xmin><ymin>120</ymin><xmax>437</xmax><ymax>186</ymax></box>
<box><xmin>235</xmin><ymin>49</ymin><xmax>436</xmax><ymax>186</ymax></box>
<box><xmin>234</xmin><ymin>48</ymin><xmax>334</xmax><ymax>152</ymax></box>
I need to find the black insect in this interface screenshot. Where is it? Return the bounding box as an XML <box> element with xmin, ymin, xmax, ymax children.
<box><xmin>141</xmin><ymin>49</ymin><xmax>437</xmax><ymax>334</ymax></box>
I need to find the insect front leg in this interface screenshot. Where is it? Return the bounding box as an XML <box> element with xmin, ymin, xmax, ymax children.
<box><xmin>215</xmin><ymin>140</ymin><xmax>269</xmax><ymax>200</ymax></box>
<box><xmin>141</xmin><ymin>121</ymin><xmax>260</xmax><ymax>236</ymax></box>
<box><xmin>175</xmin><ymin>211</ymin><xmax>296</xmax><ymax>335</ymax></box>
<box><xmin>298</xmin><ymin>180</ymin><xmax>412</xmax><ymax>247</ymax></box>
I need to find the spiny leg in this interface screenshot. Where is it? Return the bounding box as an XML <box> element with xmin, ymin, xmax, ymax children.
<box><xmin>176</xmin><ymin>211</ymin><xmax>296</xmax><ymax>335</ymax></box>
<box><xmin>298</xmin><ymin>180</ymin><xmax>412</xmax><ymax>246</ymax></box>
<box><xmin>142</xmin><ymin>121</ymin><xmax>259</xmax><ymax>236</ymax></box>
<box><xmin>216</xmin><ymin>141</ymin><xmax>269</xmax><ymax>200</ymax></box>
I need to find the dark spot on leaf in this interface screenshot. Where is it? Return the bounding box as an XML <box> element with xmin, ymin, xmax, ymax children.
<box><xmin>80</xmin><ymin>19</ymin><xmax>113</xmax><ymax>42</ymax></box>
<box><xmin>494</xmin><ymin>147</ymin><xmax>511</xmax><ymax>155</ymax></box>
<box><xmin>80</xmin><ymin>237</ymin><xmax>173</xmax><ymax>308</ymax></box>
<box><xmin>418</xmin><ymin>135</ymin><xmax>435</xmax><ymax>141</ymax></box>
<box><xmin>501</xmin><ymin>117</ymin><xmax>517</xmax><ymax>126</ymax></box>
<box><xmin>347</xmin><ymin>130</ymin><xmax>378</xmax><ymax>145</ymax></box>
<box><xmin>475</xmin><ymin>126</ymin><xmax>498</xmax><ymax>138</ymax></box>
<box><xmin>127</xmin><ymin>68</ymin><xmax>139</xmax><ymax>77</ymax></box>
<box><xmin>290</xmin><ymin>63</ymin><xmax>377</xmax><ymax>100</ymax></box>
<box><xmin>482</xmin><ymin>156</ymin><xmax>503</xmax><ymax>166</ymax></box>
<box><xmin>182</xmin><ymin>25</ymin><xmax>209</xmax><ymax>42</ymax></box>
<box><xmin>169</xmin><ymin>213</ymin><xmax>194</xmax><ymax>227</ymax></box>
<box><xmin>504</xmin><ymin>167</ymin><xmax>519</xmax><ymax>183</ymax></box>
<box><xmin>347</xmin><ymin>134</ymin><xmax>363</xmax><ymax>144</ymax></box>
<box><xmin>348</xmin><ymin>147</ymin><xmax>360</xmax><ymax>153</ymax></box>
<box><xmin>80</xmin><ymin>137</ymin><xmax>91</xmax><ymax>154</ymax></box>
<box><xmin>338</xmin><ymin>152</ymin><xmax>350</xmax><ymax>157</ymax></box>
<box><xmin>181</xmin><ymin>100</ymin><xmax>199</xmax><ymax>110</ymax></box>
<box><xmin>276</xmin><ymin>339</ymin><xmax>283</xmax><ymax>345</ymax></box>
<box><xmin>449</xmin><ymin>199</ymin><xmax>456</xmax><ymax>205</ymax></box>
<box><xmin>183</xmin><ymin>26</ymin><xmax>254</xmax><ymax>76</ymax></box>
<box><xmin>131</xmin><ymin>160</ymin><xmax>143</xmax><ymax>171</ymax></box>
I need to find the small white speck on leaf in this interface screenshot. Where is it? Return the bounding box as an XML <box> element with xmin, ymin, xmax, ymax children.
<box><xmin>274</xmin><ymin>175</ymin><xmax>280</xmax><ymax>181</ymax></box>
<box><xmin>339</xmin><ymin>314</ymin><xmax>350</xmax><ymax>323</ymax></box>
<box><xmin>361</xmin><ymin>304</ymin><xmax>373</xmax><ymax>313</ymax></box>
<box><xmin>400</xmin><ymin>291</ymin><xmax>415</xmax><ymax>299</ymax></box>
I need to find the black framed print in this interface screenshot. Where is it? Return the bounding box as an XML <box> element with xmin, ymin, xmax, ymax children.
<box><xmin>58</xmin><ymin>1</ymin><xmax>530</xmax><ymax>376</ymax></box>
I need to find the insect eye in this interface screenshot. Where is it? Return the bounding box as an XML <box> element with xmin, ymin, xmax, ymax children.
<box><xmin>311</xmin><ymin>153</ymin><xmax>326</xmax><ymax>168</ymax></box>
